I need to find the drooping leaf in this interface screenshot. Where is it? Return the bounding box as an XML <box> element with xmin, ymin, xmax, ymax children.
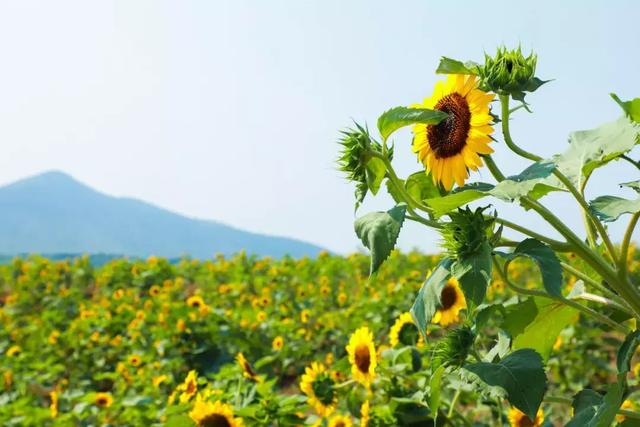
<box><xmin>475</xmin><ymin>303</ymin><xmax>507</xmax><ymax>331</ymax></box>
<box><xmin>617</xmin><ymin>329</ymin><xmax>640</xmax><ymax>375</ymax></box>
<box><xmin>411</xmin><ymin>258</ymin><xmax>453</xmax><ymax>338</ymax></box>
<box><xmin>512</xmin><ymin>239</ymin><xmax>563</xmax><ymax>297</ymax></box>
<box><xmin>464</xmin><ymin>348</ymin><xmax>547</xmax><ymax>420</ymax></box>
<box><xmin>510</xmin><ymin>298</ymin><xmax>579</xmax><ymax>361</ymax></box>
<box><xmin>377</xmin><ymin>107</ymin><xmax>448</xmax><ymax>142</ymax></box>
<box><xmin>429</xmin><ymin>365</ymin><xmax>446</xmax><ymax>422</ymax></box>
<box><xmin>365</xmin><ymin>157</ymin><xmax>386</xmax><ymax>196</ymax></box>
<box><xmin>502</xmin><ymin>298</ymin><xmax>538</xmax><ymax>338</ymax></box>
<box><xmin>589</xmin><ymin>195</ymin><xmax>640</xmax><ymax>222</ymax></box>
<box><xmin>552</xmin><ymin>116</ymin><xmax>640</xmax><ymax>188</ymax></box>
<box><xmin>385</xmin><ymin>178</ymin><xmax>404</xmax><ymax>205</ymax></box>
<box><xmin>424</xmin><ymin>187</ymin><xmax>491</xmax><ymax>218</ymax></box>
<box><xmin>622</xmin><ymin>180</ymin><xmax>640</xmax><ymax>193</ymax></box>
<box><xmin>354</xmin><ymin>204</ymin><xmax>407</xmax><ymax>275</ymax></box>
<box><xmin>405</xmin><ymin>171</ymin><xmax>442</xmax><ymax>203</ymax></box>
<box><xmin>566</xmin><ymin>383</ymin><xmax>624</xmax><ymax>427</ymax></box>
<box><xmin>435</xmin><ymin>57</ymin><xmax>480</xmax><ymax>75</ymax></box>
<box><xmin>611</xmin><ymin>93</ymin><xmax>640</xmax><ymax>123</ymax></box>
<box><xmin>451</xmin><ymin>242</ymin><xmax>492</xmax><ymax>306</ymax></box>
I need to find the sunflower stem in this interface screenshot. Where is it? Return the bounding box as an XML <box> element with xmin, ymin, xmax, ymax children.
<box><xmin>560</xmin><ymin>261</ymin><xmax>631</xmax><ymax>311</ymax></box>
<box><xmin>499</xmin><ymin>95</ymin><xmax>542</xmax><ymax>162</ymax></box>
<box><xmin>619</xmin><ymin>212</ymin><xmax>640</xmax><ymax>281</ymax></box>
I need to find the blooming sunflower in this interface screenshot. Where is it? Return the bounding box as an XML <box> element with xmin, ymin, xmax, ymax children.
<box><xmin>50</xmin><ymin>390</ymin><xmax>58</xmax><ymax>418</ymax></box>
<box><xmin>236</xmin><ymin>353</ymin><xmax>260</xmax><ymax>382</ymax></box>
<box><xmin>508</xmin><ymin>407</ymin><xmax>543</xmax><ymax>427</ymax></box>
<box><xmin>272</xmin><ymin>336</ymin><xmax>284</xmax><ymax>351</ymax></box>
<box><xmin>328</xmin><ymin>414</ymin><xmax>353</xmax><ymax>427</ymax></box>
<box><xmin>412</xmin><ymin>74</ymin><xmax>495</xmax><ymax>191</ymax></box>
<box><xmin>176</xmin><ymin>370</ymin><xmax>198</xmax><ymax>403</ymax></box>
<box><xmin>95</xmin><ymin>392</ymin><xmax>113</xmax><ymax>408</ymax></box>
<box><xmin>389</xmin><ymin>312</ymin><xmax>423</xmax><ymax>347</ymax></box>
<box><xmin>299</xmin><ymin>362</ymin><xmax>337</xmax><ymax>417</ymax></box>
<box><xmin>432</xmin><ymin>277</ymin><xmax>467</xmax><ymax>327</ymax></box>
<box><xmin>360</xmin><ymin>400</ymin><xmax>370</xmax><ymax>427</ymax></box>
<box><xmin>346</xmin><ymin>327</ymin><xmax>377</xmax><ymax>387</ymax></box>
<box><xmin>189</xmin><ymin>399</ymin><xmax>243</xmax><ymax>427</ymax></box>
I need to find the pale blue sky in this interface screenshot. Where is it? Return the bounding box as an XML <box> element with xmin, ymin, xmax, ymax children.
<box><xmin>0</xmin><ymin>1</ymin><xmax>638</xmax><ymax>253</ymax></box>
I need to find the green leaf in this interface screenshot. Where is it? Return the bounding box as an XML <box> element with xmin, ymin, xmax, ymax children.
<box><xmin>429</xmin><ymin>365</ymin><xmax>446</xmax><ymax>422</ymax></box>
<box><xmin>489</xmin><ymin>161</ymin><xmax>561</xmax><ymax>202</ymax></box>
<box><xmin>484</xmin><ymin>330</ymin><xmax>511</xmax><ymax>362</ymax></box>
<box><xmin>567</xmin><ymin>383</ymin><xmax>624</xmax><ymax>427</ymax></box>
<box><xmin>385</xmin><ymin>178</ymin><xmax>404</xmax><ymax>204</ymax></box>
<box><xmin>435</xmin><ymin>57</ymin><xmax>480</xmax><ymax>75</ymax></box>
<box><xmin>452</xmin><ymin>242</ymin><xmax>492</xmax><ymax>306</ymax></box>
<box><xmin>405</xmin><ymin>171</ymin><xmax>442</xmax><ymax>203</ymax></box>
<box><xmin>611</xmin><ymin>93</ymin><xmax>640</xmax><ymax>123</ymax></box>
<box><xmin>552</xmin><ymin>116</ymin><xmax>640</xmax><ymax>188</ymax></box>
<box><xmin>510</xmin><ymin>298</ymin><xmax>579</xmax><ymax>361</ymax></box>
<box><xmin>365</xmin><ymin>157</ymin><xmax>386</xmax><ymax>196</ymax></box>
<box><xmin>464</xmin><ymin>348</ymin><xmax>547</xmax><ymax>420</ymax></box>
<box><xmin>589</xmin><ymin>195</ymin><xmax>640</xmax><ymax>222</ymax></box>
<box><xmin>424</xmin><ymin>187</ymin><xmax>491</xmax><ymax>218</ymax></box>
<box><xmin>622</xmin><ymin>180</ymin><xmax>640</xmax><ymax>193</ymax></box>
<box><xmin>377</xmin><ymin>106</ymin><xmax>448</xmax><ymax>142</ymax></box>
<box><xmin>502</xmin><ymin>298</ymin><xmax>538</xmax><ymax>338</ymax></box>
<box><xmin>411</xmin><ymin>258</ymin><xmax>453</xmax><ymax>338</ymax></box>
<box><xmin>165</xmin><ymin>415</ymin><xmax>194</xmax><ymax>427</ymax></box>
<box><xmin>512</xmin><ymin>239</ymin><xmax>563</xmax><ymax>297</ymax></box>
<box><xmin>354</xmin><ymin>204</ymin><xmax>407</xmax><ymax>275</ymax></box>
<box><xmin>617</xmin><ymin>329</ymin><xmax>640</xmax><ymax>375</ymax></box>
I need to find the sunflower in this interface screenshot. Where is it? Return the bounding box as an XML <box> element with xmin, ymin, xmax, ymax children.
<box><xmin>272</xmin><ymin>336</ymin><xmax>284</xmax><ymax>351</ymax></box>
<box><xmin>187</xmin><ymin>295</ymin><xmax>205</xmax><ymax>308</ymax></box>
<box><xmin>50</xmin><ymin>390</ymin><xmax>58</xmax><ymax>418</ymax></box>
<box><xmin>360</xmin><ymin>400</ymin><xmax>370</xmax><ymax>427</ymax></box>
<box><xmin>128</xmin><ymin>354</ymin><xmax>142</xmax><ymax>367</ymax></box>
<box><xmin>412</xmin><ymin>74</ymin><xmax>495</xmax><ymax>191</ymax></box>
<box><xmin>507</xmin><ymin>407</ymin><xmax>543</xmax><ymax>427</ymax></box>
<box><xmin>95</xmin><ymin>392</ymin><xmax>113</xmax><ymax>408</ymax></box>
<box><xmin>300</xmin><ymin>362</ymin><xmax>337</xmax><ymax>417</ymax></box>
<box><xmin>389</xmin><ymin>312</ymin><xmax>423</xmax><ymax>347</ymax></box>
<box><xmin>6</xmin><ymin>345</ymin><xmax>21</xmax><ymax>357</ymax></box>
<box><xmin>176</xmin><ymin>370</ymin><xmax>198</xmax><ymax>403</ymax></box>
<box><xmin>346</xmin><ymin>327</ymin><xmax>377</xmax><ymax>387</ymax></box>
<box><xmin>328</xmin><ymin>414</ymin><xmax>353</xmax><ymax>427</ymax></box>
<box><xmin>236</xmin><ymin>353</ymin><xmax>260</xmax><ymax>382</ymax></box>
<box><xmin>189</xmin><ymin>400</ymin><xmax>243</xmax><ymax>427</ymax></box>
<box><xmin>617</xmin><ymin>399</ymin><xmax>635</xmax><ymax>422</ymax></box>
<box><xmin>432</xmin><ymin>278</ymin><xmax>467</xmax><ymax>327</ymax></box>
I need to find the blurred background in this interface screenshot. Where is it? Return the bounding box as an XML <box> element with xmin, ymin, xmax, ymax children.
<box><xmin>0</xmin><ymin>0</ymin><xmax>637</xmax><ymax>256</ymax></box>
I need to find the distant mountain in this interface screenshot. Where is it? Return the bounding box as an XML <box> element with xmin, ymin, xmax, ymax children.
<box><xmin>0</xmin><ymin>171</ymin><xmax>325</xmax><ymax>258</ymax></box>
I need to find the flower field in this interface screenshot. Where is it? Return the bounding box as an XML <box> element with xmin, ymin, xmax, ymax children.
<box><xmin>1</xmin><ymin>249</ymin><xmax>640</xmax><ymax>426</ymax></box>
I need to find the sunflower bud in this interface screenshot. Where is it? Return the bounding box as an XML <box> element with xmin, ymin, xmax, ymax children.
<box><xmin>432</xmin><ymin>326</ymin><xmax>475</xmax><ymax>369</ymax></box>
<box><xmin>440</xmin><ymin>206</ymin><xmax>496</xmax><ymax>260</ymax></box>
<box><xmin>479</xmin><ymin>47</ymin><xmax>539</xmax><ymax>96</ymax></box>
<box><xmin>337</xmin><ymin>123</ymin><xmax>391</xmax><ymax>209</ymax></box>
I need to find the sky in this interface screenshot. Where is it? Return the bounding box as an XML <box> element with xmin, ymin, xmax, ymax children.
<box><xmin>0</xmin><ymin>0</ymin><xmax>638</xmax><ymax>254</ymax></box>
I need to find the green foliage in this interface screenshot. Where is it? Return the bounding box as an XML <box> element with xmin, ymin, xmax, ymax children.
<box><xmin>464</xmin><ymin>349</ymin><xmax>547</xmax><ymax>420</ymax></box>
<box><xmin>611</xmin><ymin>93</ymin><xmax>640</xmax><ymax>123</ymax></box>
<box><xmin>506</xmin><ymin>239</ymin><xmax>564</xmax><ymax>297</ymax></box>
<box><xmin>452</xmin><ymin>242</ymin><xmax>492</xmax><ymax>307</ymax></box>
<box><xmin>410</xmin><ymin>258</ymin><xmax>453</xmax><ymax>338</ymax></box>
<box><xmin>589</xmin><ymin>194</ymin><xmax>640</xmax><ymax>222</ymax></box>
<box><xmin>432</xmin><ymin>326</ymin><xmax>475</xmax><ymax>369</ymax></box>
<box><xmin>377</xmin><ymin>106</ymin><xmax>448</xmax><ymax>142</ymax></box>
<box><xmin>567</xmin><ymin>384</ymin><xmax>624</xmax><ymax>427</ymax></box>
<box><xmin>435</xmin><ymin>56</ymin><xmax>480</xmax><ymax>75</ymax></box>
<box><xmin>354</xmin><ymin>204</ymin><xmax>407</xmax><ymax>275</ymax></box>
<box><xmin>617</xmin><ymin>330</ymin><xmax>640</xmax><ymax>375</ymax></box>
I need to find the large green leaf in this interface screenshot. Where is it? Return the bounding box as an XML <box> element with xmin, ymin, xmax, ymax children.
<box><xmin>589</xmin><ymin>195</ymin><xmax>640</xmax><ymax>222</ymax></box>
<box><xmin>502</xmin><ymin>298</ymin><xmax>538</xmax><ymax>338</ymax></box>
<box><xmin>552</xmin><ymin>116</ymin><xmax>640</xmax><ymax>188</ymax></box>
<box><xmin>511</xmin><ymin>239</ymin><xmax>564</xmax><ymax>297</ymax></box>
<box><xmin>489</xmin><ymin>161</ymin><xmax>561</xmax><ymax>202</ymax></box>
<box><xmin>365</xmin><ymin>157</ymin><xmax>386</xmax><ymax>196</ymax></box>
<box><xmin>410</xmin><ymin>258</ymin><xmax>453</xmax><ymax>339</ymax></box>
<box><xmin>354</xmin><ymin>204</ymin><xmax>407</xmax><ymax>275</ymax></box>
<box><xmin>451</xmin><ymin>242</ymin><xmax>492</xmax><ymax>306</ymax></box>
<box><xmin>429</xmin><ymin>365</ymin><xmax>446</xmax><ymax>422</ymax></box>
<box><xmin>424</xmin><ymin>185</ymin><xmax>492</xmax><ymax>218</ymax></box>
<box><xmin>464</xmin><ymin>348</ymin><xmax>547</xmax><ymax>420</ymax></box>
<box><xmin>435</xmin><ymin>57</ymin><xmax>480</xmax><ymax>75</ymax></box>
<box><xmin>566</xmin><ymin>384</ymin><xmax>624</xmax><ymax>427</ymax></box>
<box><xmin>611</xmin><ymin>93</ymin><xmax>640</xmax><ymax>123</ymax></box>
<box><xmin>617</xmin><ymin>329</ymin><xmax>640</xmax><ymax>375</ymax></box>
<box><xmin>405</xmin><ymin>171</ymin><xmax>442</xmax><ymax>203</ymax></box>
<box><xmin>509</xmin><ymin>298</ymin><xmax>579</xmax><ymax>361</ymax></box>
<box><xmin>377</xmin><ymin>107</ymin><xmax>448</xmax><ymax>142</ymax></box>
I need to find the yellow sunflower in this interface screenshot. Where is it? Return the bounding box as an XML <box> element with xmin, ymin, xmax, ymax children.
<box><xmin>189</xmin><ymin>399</ymin><xmax>244</xmax><ymax>427</ymax></box>
<box><xmin>346</xmin><ymin>327</ymin><xmax>377</xmax><ymax>387</ymax></box>
<box><xmin>432</xmin><ymin>278</ymin><xmax>467</xmax><ymax>327</ymax></box>
<box><xmin>6</xmin><ymin>345</ymin><xmax>21</xmax><ymax>357</ymax></box>
<box><xmin>95</xmin><ymin>392</ymin><xmax>113</xmax><ymax>408</ymax></box>
<box><xmin>412</xmin><ymin>74</ymin><xmax>495</xmax><ymax>190</ymax></box>
<box><xmin>389</xmin><ymin>312</ymin><xmax>423</xmax><ymax>347</ymax></box>
<box><xmin>176</xmin><ymin>370</ymin><xmax>198</xmax><ymax>403</ymax></box>
<box><xmin>617</xmin><ymin>399</ymin><xmax>635</xmax><ymax>422</ymax></box>
<box><xmin>272</xmin><ymin>336</ymin><xmax>284</xmax><ymax>351</ymax></box>
<box><xmin>236</xmin><ymin>353</ymin><xmax>260</xmax><ymax>382</ymax></box>
<box><xmin>328</xmin><ymin>414</ymin><xmax>353</xmax><ymax>427</ymax></box>
<box><xmin>507</xmin><ymin>407</ymin><xmax>543</xmax><ymax>427</ymax></box>
<box><xmin>360</xmin><ymin>400</ymin><xmax>370</xmax><ymax>427</ymax></box>
<box><xmin>300</xmin><ymin>362</ymin><xmax>337</xmax><ymax>417</ymax></box>
<box><xmin>50</xmin><ymin>390</ymin><xmax>58</xmax><ymax>418</ymax></box>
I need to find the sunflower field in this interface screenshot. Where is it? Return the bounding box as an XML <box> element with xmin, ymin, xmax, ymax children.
<box><xmin>0</xmin><ymin>248</ymin><xmax>639</xmax><ymax>426</ymax></box>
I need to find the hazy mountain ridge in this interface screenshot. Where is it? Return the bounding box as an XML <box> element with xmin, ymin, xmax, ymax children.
<box><xmin>0</xmin><ymin>171</ymin><xmax>324</xmax><ymax>258</ymax></box>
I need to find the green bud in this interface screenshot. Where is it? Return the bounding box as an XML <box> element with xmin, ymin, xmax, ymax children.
<box><xmin>440</xmin><ymin>206</ymin><xmax>496</xmax><ymax>260</ymax></box>
<box><xmin>479</xmin><ymin>46</ymin><xmax>538</xmax><ymax>95</ymax></box>
<box><xmin>432</xmin><ymin>326</ymin><xmax>475</xmax><ymax>369</ymax></box>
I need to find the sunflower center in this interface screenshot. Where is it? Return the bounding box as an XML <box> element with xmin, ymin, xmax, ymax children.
<box><xmin>355</xmin><ymin>345</ymin><xmax>371</xmax><ymax>373</ymax></box>
<box><xmin>398</xmin><ymin>322</ymin><xmax>419</xmax><ymax>346</ymax></box>
<box><xmin>440</xmin><ymin>284</ymin><xmax>458</xmax><ymax>310</ymax></box>
<box><xmin>335</xmin><ymin>423</ymin><xmax>346</xmax><ymax>427</ymax></box>
<box><xmin>516</xmin><ymin>415</ymin><xmax>535</xmax><ymax>427</ymax></box>
<box><xmin>199</xmin><ymin>414</ymin><xmax>232</xmax><ymax>427</ymax></box>
<box><xmin>427</xmin><ymin>92</ymin><xmax>471</xmax><ymax>159</ymax></box>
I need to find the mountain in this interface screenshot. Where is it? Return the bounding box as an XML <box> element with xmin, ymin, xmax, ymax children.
<box><xmin>0</xmin><ymin>171</ymin><xmax>325</xmax><ymax>258</ymax></box>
